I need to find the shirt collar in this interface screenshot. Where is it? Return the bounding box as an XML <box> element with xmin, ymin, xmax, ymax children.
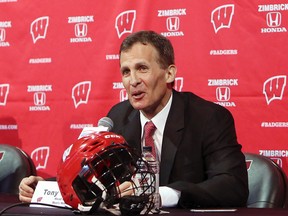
<box><xmin>140</xmin><ymin>92</ymin><xmax>173</xmax><ymax>137</ymax></box>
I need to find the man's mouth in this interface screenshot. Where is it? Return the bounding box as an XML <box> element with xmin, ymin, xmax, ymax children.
<box><xmin>131</xmin><ymin>91</ymin><xmax>145</xmax><ymax>99</ymax></box>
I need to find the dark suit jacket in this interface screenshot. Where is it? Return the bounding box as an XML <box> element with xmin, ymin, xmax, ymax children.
<box><xmin>107</xmin><ymin>90</ymin><xmax>249</xmax><ymax>208</ymax></box>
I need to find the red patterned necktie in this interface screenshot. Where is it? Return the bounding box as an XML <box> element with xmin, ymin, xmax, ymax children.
<box><xmin>144</xmin><ymin>121</ymin><xmax>157</xmax><ymax>157</ymax></box>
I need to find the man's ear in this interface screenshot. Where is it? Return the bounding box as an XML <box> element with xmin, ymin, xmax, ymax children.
<box><xmin>166</xmin><ymin>65</ymin><xmax>177</xmax><ymax>84</ymax></box>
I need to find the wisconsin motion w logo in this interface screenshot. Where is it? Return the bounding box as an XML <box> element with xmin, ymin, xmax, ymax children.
<box><xmin>246</xmin><ymin>160</ymin><xmax>252</xmax><ymax>171</ymax></box>
<box><xmin>0</xmin><ymin>152</ymin><xmax>4</xmax><ymax>162</ymax></box>
<box><xmin>30</xmin><ymin>16</ymin><xmax>49</xmax><ymax>44</ymax></box>
<box><xmin>72</xmin><ymin>81</ymin><xmax>91</xmax><ymax>108</ymax></box>
<box><xmin>119</xmin><ymin>89</ymin><xmax>128</xmax><ymax>102</ymax></box>
<box><xmin>263</xmin><ymin>75</ymin><xmax>286</xmax><ymax>105</ymax></box>
<box><xmin>0</xmin><ymin>84</ymin><xmax>9</xmax><ymax>106</ymax></box>
<box><xmin>115</xmin><ymin>10</ymin><xmax>136</xmax><ymax>38</ymax></box>
<box><xmin>211</xmin><ymin>4</ymin><xmax>235</xmax><ymax>33</ymax></box>
<box><xmin>174</xmin><ymin>77</ymin><xmax>184</xmax><ymax>92</ymax></box>
<box><xmin>31</xmin><ymin>146</ymin><xmax>50</xmax><ymax>170</ymax></box>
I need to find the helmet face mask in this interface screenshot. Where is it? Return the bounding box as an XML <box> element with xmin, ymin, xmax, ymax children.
<box><xmin>57</xmin><ymin>132</ymin><xmax>155</xmax><ymax>215</ymax></box>
<box><xmin>72</xmin><ymin>143</ymin><xmax>137</xmax><ymax>207</ymax></box>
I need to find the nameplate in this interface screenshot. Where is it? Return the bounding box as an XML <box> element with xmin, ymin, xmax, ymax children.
<box><xmin>30</xmin><ymin>181</ymin><xmax>66</xmax><ymax>208</ymax></box>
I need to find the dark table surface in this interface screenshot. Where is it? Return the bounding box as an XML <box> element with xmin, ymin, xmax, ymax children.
<box><xmin>0</xmin><ymin>194</ymin><xmax>287</xmax><ymax>216</ymax></box>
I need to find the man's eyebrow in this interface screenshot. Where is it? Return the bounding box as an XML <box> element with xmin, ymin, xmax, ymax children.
<box><xmin>120</xmin><ymin>65</ymin><xmax>129</xmax><ymax>72</ymax></box>
<box><xmin>134</xmin><ymin>61</ymin><xmax>149</xmax><ymax>67</ymax></box>
<box><xmin>120</xmin><ymin>61</ymin><xmax>148</xmax><ymax>70</ymax></box>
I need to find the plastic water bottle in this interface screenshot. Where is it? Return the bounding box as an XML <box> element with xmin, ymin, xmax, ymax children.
<box><xmin>142</xmin><ymin>146</ymin><xmax>160</xmax><ymax>213</ymax></box>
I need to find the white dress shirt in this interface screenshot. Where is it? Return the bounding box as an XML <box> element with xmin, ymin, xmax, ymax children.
<box><xmin>140</xmin><ymin>93</ymin><xmax>181</xmax><ymax>207</ymax></box>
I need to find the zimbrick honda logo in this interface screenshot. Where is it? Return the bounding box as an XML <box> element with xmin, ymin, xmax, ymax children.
<box><xmin>158</xmin><ymin>8</ymin><xmax>186</xmax><ymax>37</ymax></box>
<box><xmin>30</xmin><ymin>16</ymin><xmax>49</xmax><ymax>44</ymax></box>
<box><xmin>0</xmin><ymin>20</ymin><xmax>12</xmax><ymax>47</ymax></box>
<box><xmin>72</xmin><ymin>81</ymin><xmax>91</xmax><ymax>108</ymax></box>
<box><xmin>263</xmin><ymin>75</ymin><xmax>286</xmax><ymax>105</ymax></box>
<box><xmin>67</xmin><ymin>15</ymin><xmax>94</xmax><ymax>43</ymax></box>
<box><xmin>211</xmin><ymin>4</ymin><xmax>235</xmax><ymax>33</ymax></box>
<box><xmin>115</xmin><ymin>10</ymin><xmax>136</xmax><ymax>38</ymax></box>
<box><xmin>258</xmin><ymin>4</ymin><xmax>288</xmax><ymax>33</ymax></box>
<box><xmin>27</xmin><ymin>85</ymin><xmax>52</xmax><ymax>111</ymax></box>
<box><xmin>208</xmin><ymin>78</ymin><xmax>238</xmax><ymax>107</ymax></box>
<box><xmin>0</xmin><ymin>83</ymin><xmax>9</xmax><ymax>106</ymax></box>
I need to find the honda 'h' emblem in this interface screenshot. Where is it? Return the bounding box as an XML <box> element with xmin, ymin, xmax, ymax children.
<box><xmin>266</xmin><ymin>12</ymin><xmax>281</xmax><ymax>27</ymax></box>
<box><xmin>166</xmin><ymin>17</ymin><xmax>180</xmax><ymax>31</ymax></box>
<box><xmin>216</xmin><ymin>87</ymin><xmax>230</xmax><ymax>101</ymax></box>
<box><xmin>75</xmin><ymin>23</ymin><xmax>87</xmax><ymax>37</ymax></box>
<box><xmin>34</xmin><ymin>92</ymin><xmax>46</xmax><ymax>106</ymax></box>
<box><xmin>0</xmin><ymin>28</ymin><xmax>6</xmax><ymax>42</ymax></box>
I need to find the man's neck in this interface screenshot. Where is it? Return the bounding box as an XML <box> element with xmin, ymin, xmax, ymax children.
<box><xmin>141</xmin><ymin>91</ymin><xmax>172</xmax><ymax>119</ymax></box>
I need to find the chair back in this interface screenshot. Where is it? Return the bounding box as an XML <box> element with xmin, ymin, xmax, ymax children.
<box><xmin>245</xmin><ymin>153</ymin><xmax>288</xmax><ymax>208</ymax></box>
<box><xmin>0</xmin><ymin>144</ymin><xmax>36</xmax><ymax>194</ymax></box>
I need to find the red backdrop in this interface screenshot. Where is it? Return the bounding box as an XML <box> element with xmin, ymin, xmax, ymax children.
<box><xmin>0</xmin><ymin>0</ymin><xmax>287</xmax><ymax>178</ymax></box>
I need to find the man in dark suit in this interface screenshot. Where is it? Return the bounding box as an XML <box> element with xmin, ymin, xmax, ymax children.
<box><xmin>108</xmin><ymin>30</ymin><xmax>248</xmax><ymax>208</ymax></box>
<box><xmin>19</xmin><ymin>30</ymin><xmax>248</xmax><ymax>209</ymax></box>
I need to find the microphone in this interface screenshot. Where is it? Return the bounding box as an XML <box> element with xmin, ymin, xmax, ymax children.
<box><xmin>63</xmin><ymin>117</ymin><xmax>114</xmax><ymax>162</ymax></box>
<box><xmin>97</xmin><ymin>117</ymin><xmax>113</xmax><ymax>131</ymax></box>
<box><xmin>78</xmin><ymin>117</ymin><xmax>114</xmax><ymax>139</ymax></box>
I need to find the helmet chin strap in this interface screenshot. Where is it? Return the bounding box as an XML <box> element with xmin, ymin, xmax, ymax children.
<box><xmin>77</xmin><ymin>175</ymin><xmax>107</xmax><ymax>213</ymax></box>
<box><xmin>119</xmin><ymin>195</ymin><xmax>150</xmax><ymax>216</ymax></box>
<box><xmin>88</xmin><ymin>176</ymin><xmax>107</xmax><ymax>213</ymax></box>
<box><xmin>88</xmin><ymin>197</ymin><xmax>104</xmax><ymax>214</ymax></box>
<box><xmin>91</xmin><ymin>175</ymin><xmax>107</xmax><ymax>201</ymax></box>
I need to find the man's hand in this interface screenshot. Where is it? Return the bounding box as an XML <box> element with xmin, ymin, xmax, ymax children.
<box><xmin>18</xmin><ymin>175</ymin><xmax>44</xmax><ymax>202</ymax></box>
<box><xmin>118</xmin><ymin>181</ymin><xmax>134</xmax><ymax>197</ymax></box>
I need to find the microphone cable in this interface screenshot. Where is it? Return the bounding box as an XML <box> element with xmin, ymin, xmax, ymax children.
<box><xmin>0</xmin><ymin>202</ymin><xmax>79</xmax><ymax>215</ymax></box>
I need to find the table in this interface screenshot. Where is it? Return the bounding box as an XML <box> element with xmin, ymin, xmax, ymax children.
<box><xmin>0</xmin><ymin>194</ymin><xmax>287</xmax><ymax>216</ymax></box>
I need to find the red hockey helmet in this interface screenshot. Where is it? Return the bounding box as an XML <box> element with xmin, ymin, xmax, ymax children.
<box><xmin>56</xmin><ymin>131</ymin><xmax>138</xmax><ymax>212</ymax></box>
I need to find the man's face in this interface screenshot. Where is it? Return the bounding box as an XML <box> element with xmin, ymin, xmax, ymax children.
<box><xmin>120</xmin><ymin>42</ymin><xmax>175</xmax><ymax>119</ymax></box>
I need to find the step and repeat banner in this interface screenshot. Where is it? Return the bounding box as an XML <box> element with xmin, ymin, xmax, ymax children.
<box><xmin>0</xmin><ymin>0</ymin><xmax>287</xmax><ymax>178</ymax></box>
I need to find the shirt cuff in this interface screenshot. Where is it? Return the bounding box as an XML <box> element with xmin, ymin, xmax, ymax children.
<box><xmin>159</xmin><ymin>186</ymin><xmax>181</xmax><ymax>207</ymax></box>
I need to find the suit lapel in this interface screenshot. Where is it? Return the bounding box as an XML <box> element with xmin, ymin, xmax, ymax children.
<box><xmin>160</xmin><ymin>91</ymin><xmax>185</xmax><ymax>185</ymax></box>
<box><xmin>121</xmin><ymin>110</ymin><xmax>142</xmax><ymax>154</ymax></box>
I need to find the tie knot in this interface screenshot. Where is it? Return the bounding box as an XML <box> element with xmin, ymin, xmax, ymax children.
<box><xmin>144</xmin><ymin>121</ymin><xmax>156</xmax><ymax>137</ymax></box>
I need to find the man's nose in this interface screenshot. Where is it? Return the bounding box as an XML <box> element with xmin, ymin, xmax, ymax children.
<box><xmin>130</xmin><ymin>71</ymin><xmax>141</xmax><ymax>86</ymax></box>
